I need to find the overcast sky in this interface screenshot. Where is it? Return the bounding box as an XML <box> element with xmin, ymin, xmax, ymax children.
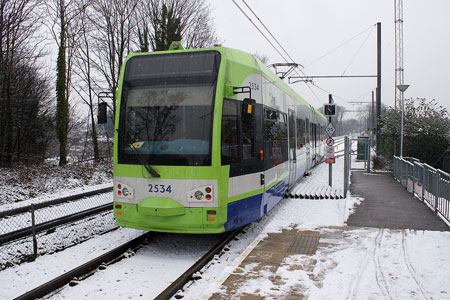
<box><xmin>207</xmin><ymin>0</ymin><xmax>450</xmax><ymax>115</ymax></box>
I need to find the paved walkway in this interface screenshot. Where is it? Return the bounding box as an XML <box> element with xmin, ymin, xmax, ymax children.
<box><xmin>348</xmin><ymin>171</ymin><xmax>449</xmax><ymax>230</ymax></box>
<box><xmin>206</xmin><ymin>171</ymin><xmax>449</xmax><ymax>299</ymax></box>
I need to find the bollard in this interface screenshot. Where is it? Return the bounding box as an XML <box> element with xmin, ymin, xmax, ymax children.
<box><xmin>31</xmin><ymin>204</ymin><xmax>38</xmax><ymax>260</ymax></box>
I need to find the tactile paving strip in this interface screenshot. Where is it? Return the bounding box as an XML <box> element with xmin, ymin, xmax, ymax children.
<box><xmin>286</xmin><ymin>233</ymin><xmax>320</xmax><ymax>255</ymax></box>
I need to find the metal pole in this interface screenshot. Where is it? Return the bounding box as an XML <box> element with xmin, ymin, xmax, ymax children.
<box><xmin>400</xmin><ymin>90</ymin><xmax>404</xmax><ymax>157</ymax></box>
<box><xmin>367</xmin><ymin>138</ymin><xmax>371</xmax><ymax>173</ymax></box>
<box><xmin>376</xmin><ymin>22</ymin><xmax>382</xmax><ymax>154</ymax></box>
<box><xmin>344</xmin><ymin>136</ymin><xmax>349</xmax><ymax>198</ymax></box>
<box><xmin>372</xmin><ymin>91</ymin><xmax>375</xmax><ymax>143</ymax></box>
<box><xmin>328</xmin><ymin>95</ymin><xmax>332</xmax><ymax>187</ymax></box>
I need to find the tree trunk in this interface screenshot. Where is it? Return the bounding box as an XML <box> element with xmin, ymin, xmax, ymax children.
<box><xmin>56</xmin><ymin>1</ymin><xmax>68</xmax><ymax>166</ymax></box>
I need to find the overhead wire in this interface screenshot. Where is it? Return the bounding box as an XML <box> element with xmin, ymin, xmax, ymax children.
<box><xmin>230</xmin><ymin>0</ymin><xmax>291</xmax><ymax>63</ymax></box>
<box><xmin>305</xmin><ymin>24</ymin><xmax>377</xmax><ymax>69</ymax></box>
<box><xmin>239</xmin><ymin>0</ymin><xmax>335</xmax><ymax>107</ymax></box>
<box><xmin>234</xmin><ymin>0</ymin><xmax>325</xmax><ymax>105</ymax></box>
<box><xmin>241</xmin><ymin>0</ymin><xmax>303</xmax><ymax>69</ymax></box>
<box><xmin>232</xmin><ymin>0</ymin><xmax>363</xmax><ymax>106</ymax></box>
<box><xmin>341</xmin><ymin>25</ymin><xmax>376</xmax><ymax>76</ymax></box>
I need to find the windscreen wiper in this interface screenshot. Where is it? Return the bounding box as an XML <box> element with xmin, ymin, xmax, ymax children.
<box><xmin>128</xmin><ymin>142</ymin><xmax>161</xmax><ymax>178</ymax></box>
<box><xmin>119</xmin><ymin>129</ymin><xmax>160</xmax><ymax>178</ymax></box>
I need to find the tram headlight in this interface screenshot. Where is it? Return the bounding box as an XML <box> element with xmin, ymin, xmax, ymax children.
<box><xmin>194</xmin><ymin>190</ymin><xmax>204</xmax><ymax>200</ymax></box>
<box><xmin>122</xmin><ymin>188</ymin><xmax>130</xmax><ymax>197</ymax></box>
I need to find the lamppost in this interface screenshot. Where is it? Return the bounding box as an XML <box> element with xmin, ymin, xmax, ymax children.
<box><xmin>397</xmin><ymin>84</ymin><xmax>410</xmax><ymax>157</ymax></box>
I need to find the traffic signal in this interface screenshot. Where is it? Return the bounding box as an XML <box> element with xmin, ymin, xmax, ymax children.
<box><xmin>323</xmin><ymin>103</ymin><xmax>336</xmax><ymax>116</ymax></box>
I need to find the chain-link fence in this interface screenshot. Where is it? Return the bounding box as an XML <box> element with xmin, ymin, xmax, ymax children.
<box><xmin>393</xmin><ymin>156</ymin><xmax>450</xmax><ymax>227</ymax></box>
<box><xmin>0</xmin><ymin>187</ymin><xmax>116</xmax><ymax>269</ymax></box>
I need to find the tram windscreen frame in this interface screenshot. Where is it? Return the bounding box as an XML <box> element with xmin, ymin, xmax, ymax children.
<box><xmin>118</xmin><ymin>51</ymin><xmax>221</xmax><ymax>166</ymax></box>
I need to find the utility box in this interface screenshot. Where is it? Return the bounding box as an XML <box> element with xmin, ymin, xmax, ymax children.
<box><xmin>357</xmin><ymin>136</ymin><xmax>369</xmax><ymax>161</ymax></box>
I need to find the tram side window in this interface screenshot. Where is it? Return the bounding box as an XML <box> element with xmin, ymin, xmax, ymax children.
<box><xmin>305</xmin><ymin>118</ymin><xmax>310</xmax><ymax>143</ymax></box>
<box><xmin>296</xmin><ymin>118</ymin><xmax>305</xmax><ymax>149</ymax></box>
<box><xmin>264</xmin><ymin>108</ymin><xmax>288</xmax><ymax>167</ymax></box>
<box><xmin>221</xmin><ymin>99</ymin><xmax>239</xmax><ymax>164</ymax></box>
<box><xmin>311</xmin><ymin>123</ymin><xmax>317</xmax><ymax>146</ymax></box>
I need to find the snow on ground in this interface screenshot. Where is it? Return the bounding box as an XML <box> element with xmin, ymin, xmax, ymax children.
<box><xmin>0</xmin><ymin>160</ymin><xmax>112</xmax><ymax>208</ymax></box>
<box><xmin>181</xmin><ymin>149</ymin><xmax>450</xmax><ymax>300</ymax></box>
<box><xmin>1</xmin><ymin>227</ymin><xmax>145</xmax><ymax>300</ymax></box>
<box><xmin>1</xmin><ymin>143</ymin><xmax>449</xmax><ymax>300</ymax></box>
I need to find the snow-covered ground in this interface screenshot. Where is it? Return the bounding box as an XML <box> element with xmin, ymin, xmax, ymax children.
<box><xmin>1</xmin><ymin>150</ymin><xmax>449</xmax><ymax>299</ymax></box>
<box><xmin>0</xmin><ymin>160</ymin><xmax>112</xmax><ymax>207</ymax></box>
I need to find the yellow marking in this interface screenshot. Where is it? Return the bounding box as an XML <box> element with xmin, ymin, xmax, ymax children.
<box><xmin>131</xmin><ymin>141</ymin><xmax>144</xmax><ymax>149</ymax></box>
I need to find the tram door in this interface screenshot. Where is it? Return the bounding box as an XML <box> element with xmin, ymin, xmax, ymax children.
<box><xmin>288</xmin><ymin>110</ymin><xmax>297</xmax><ymax>189</ymax></box>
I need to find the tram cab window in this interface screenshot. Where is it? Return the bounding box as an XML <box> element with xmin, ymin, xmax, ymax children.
<box><xmin>221</xmin><ymin>99</ymin><xmax>239</xmax><ymax>164</ymax></box>
<box><xmin>221</xmin><ymin>98</ymin><xmax>256</xmax><ymax>165</ymax></box>
<box><xmin>242</xmin><ymin>112</ymin><xmax>255</xmax><ymax>159</ymax></box>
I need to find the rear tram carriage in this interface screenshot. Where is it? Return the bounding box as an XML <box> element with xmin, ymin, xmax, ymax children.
<box><xmin>105</xmin><ymin>42</ymin><xmax>326</xmax><ymax>233</ymax></box>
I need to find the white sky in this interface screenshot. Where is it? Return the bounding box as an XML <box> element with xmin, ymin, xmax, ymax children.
<box><xmin>207</xmin><ymin>0</ymin><xmax>450</xmax><ymax>114</ymax></box>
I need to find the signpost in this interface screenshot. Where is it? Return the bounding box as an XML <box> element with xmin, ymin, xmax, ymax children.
<box><xmin>324</xmin><ymin>95</ymin><xmax>336</xmax><ymax>187</ymax></box>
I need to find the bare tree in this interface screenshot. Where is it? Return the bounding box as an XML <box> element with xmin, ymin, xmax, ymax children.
<box><xmin>0</xmin><ymin>0</ymin><xmax>46</xmax><ymax>166</ymax></box>
<box><xmin>46</xmin><ymin>0</ymin><xmax>88</xmax><ymax>165</ymax></box>
<box><xmin>137</xmin><ymin>0</ymin><xmax>218</xmax><ymax>51</ymax></box>
<box><xmin>71</xmin><ymin>5</ymin><xmax>101</xmax><ymax>162</ymax></box>
<box><xmin>89</xmin><ymin>0</ymin><xmax>140</xmax><ymax>119</ymax></box>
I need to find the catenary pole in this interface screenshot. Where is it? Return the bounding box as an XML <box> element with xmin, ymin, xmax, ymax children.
<box><xmin>376</xmin><ymin>22</ymin><xmax>382</xmax><ymax>154</ymax></box>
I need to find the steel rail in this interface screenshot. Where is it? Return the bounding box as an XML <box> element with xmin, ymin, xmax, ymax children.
<box><xmin>154</xmin><ymin>227</ymin><xmax>244</xmax><ymax>300</ymax></box>
<box><xmin>0</xmin><ymin>186</ymin><xmax>113</xmax><ymax>219</ymax></box>
<box><xmin>13</xmin><ymin>232</ymin><xmax>151</xmax><ymax>300</ymax></box>
<box><xmin>0</xmin><ymin>203</ymin><xmax>112</xmax><ymax>245</ymax></box>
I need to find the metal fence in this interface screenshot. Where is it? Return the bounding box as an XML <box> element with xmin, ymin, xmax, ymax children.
<box><xmin>0</xmin><ymin>188</ymin><xmax>116</xmax><ymax>269</ymax></box>
<box><xmin>393</xmin><ymin>156</ymin><xmax>450</xmax><ymax>226</ymax></box>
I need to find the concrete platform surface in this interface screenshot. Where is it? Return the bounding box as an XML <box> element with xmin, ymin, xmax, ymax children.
<box><xmin>203</xmin><ymin>171</ymin><xmax>449</xmax><ymax>299</ymax></box>
<box><xmin>348</xmin><ymin>171</ymin><xmax>449</xmax><ymax>230</ymax></box>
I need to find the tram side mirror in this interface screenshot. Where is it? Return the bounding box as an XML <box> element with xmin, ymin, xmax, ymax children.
<box><xmin>242</xmin><ymin>98</ymin><xmax>256</xmax><ymax>120</ymax></box>
<box><xmin>97</xmin><ymin>102</ymin><xmax>107</xmax><ymax>124</ymax></box>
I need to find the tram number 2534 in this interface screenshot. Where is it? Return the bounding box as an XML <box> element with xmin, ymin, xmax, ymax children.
<box><xmin>148</xmin><ymin>184</ymin><xmax>172</xmax><ymax>194</ymax></box>
<box><xmin>248</xmin><ymin>82</ymin><xmax>259</xmax><ymax>91</ymax></box>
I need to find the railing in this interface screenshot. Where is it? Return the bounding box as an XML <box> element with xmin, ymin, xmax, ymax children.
<box><xmin>393</xmin><ymin>156</ymin><xmax>450</xmax><ymax>226</ymax></box>
<box><xmin>0</xmin><ymin>187</ymin><xmax>115</xmax><ymax>269</ymax></box>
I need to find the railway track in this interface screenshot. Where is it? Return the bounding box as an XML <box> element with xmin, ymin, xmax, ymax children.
<box><xmin>0</xmin><ymin>186</ymin><xmax>115</xmax><ymax>268</ymax></box>
<box><xmin>0</xmin><ymin>186</ymin><xmax>113</xmax><ymax>245</ymax></box>
<box><xmin>12</xmin><ymin>228</ymin><xmax>243</xmax><ymax>300</ymax></box>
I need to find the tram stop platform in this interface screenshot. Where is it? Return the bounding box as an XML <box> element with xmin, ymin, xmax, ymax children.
<box><xmin>206</xmin><ymin>171</ymin><xmax>449</xmax><ymax>300</ymax></box>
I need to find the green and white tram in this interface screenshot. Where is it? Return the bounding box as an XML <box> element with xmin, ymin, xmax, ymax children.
<box><xmin>108</xmin><ymin>42</ymin><xmax>326</xmax><ymax>233</ymax></box>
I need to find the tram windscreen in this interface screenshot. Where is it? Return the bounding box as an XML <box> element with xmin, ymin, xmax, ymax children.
<box><xmin>118</xmin><ymin>51</ymin><xmax>220</xmax><ymax>166</ymax></box>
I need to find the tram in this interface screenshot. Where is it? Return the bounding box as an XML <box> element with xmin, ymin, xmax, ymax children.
<box><xmin>106</xmin><ymin>42</ymin><xmax>327</xmax><ymax>233</ymax></box>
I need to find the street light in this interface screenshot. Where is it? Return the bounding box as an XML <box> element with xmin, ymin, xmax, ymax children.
<box><xmin>397</xmin><ymin>84</ymin><xmax>410</xmax><ymax>157</ymax></box>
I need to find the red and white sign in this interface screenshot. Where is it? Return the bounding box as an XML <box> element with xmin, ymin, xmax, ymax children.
<box><xmin>326</xmin><ymin>137</ymin><xmax>334</xmax><ymax>146</ymax></box>
<box><xmin>325</xmin><ymin>157</ymin><xmax>336</xmax><ymax>164</ymax></box>
<box><xmin>325</xmin><ymin>146</ymin><xmax>334</xmax><ymax>158</ymax></box>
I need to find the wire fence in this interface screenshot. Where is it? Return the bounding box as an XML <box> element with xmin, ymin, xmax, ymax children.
<box><xmin>0</xmin><ymin>188</ymin><xmax>116</xmax><ymax>269</ymax></box>
<box><xmin>393</xmin><ymin>156</ymin><xmax>450</xmax><ymax>227</ymax></box>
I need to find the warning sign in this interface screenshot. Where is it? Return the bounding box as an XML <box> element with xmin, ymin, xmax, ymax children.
<box><xmin>325</xmin><ymin>157</ymin><xmax>336</xmax><ymax>164</ymax></box>
<box><xmin>325</xmin><ymin>146</ymin><xmax>334</xmax><ymax>158</ymax></box>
